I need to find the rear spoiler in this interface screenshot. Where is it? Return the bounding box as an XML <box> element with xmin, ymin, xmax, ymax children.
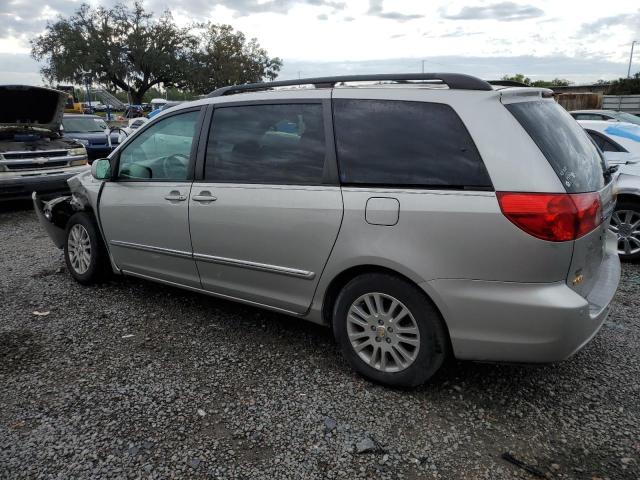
<box><xmin>499</xmin><ymin>87</ymin><xmax>555</xmax><ymax>104</ymax></box>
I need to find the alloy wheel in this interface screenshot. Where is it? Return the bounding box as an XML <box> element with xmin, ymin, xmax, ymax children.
<box><xmin>346</xmin><ymin>292</ymin><xmax>420</xmax><ymax>373</ymax></box>
<box><xmin>68</xmin><ymin>224</ymin><xmax>92</xmax><ymax>274</ymax></box>
<box><xmin>610</xmin><ymin>209</ymin><xmax>640</xmax><ymax>256</ymax></box>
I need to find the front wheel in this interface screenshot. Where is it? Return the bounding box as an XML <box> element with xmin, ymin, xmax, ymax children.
<box><xmin>610</xmin><ymin>201</ymin><xmax>640</xmax><ymax>262</ymax></box>
<box><xmin>333</xmin><ymin>273</ymin><xmax>449</xmax><ymax>387</ymax></box>
<box><xmin>64</xmin><ymin>212</ymin><xmax>110</xmax><ymax>284</ymax></box>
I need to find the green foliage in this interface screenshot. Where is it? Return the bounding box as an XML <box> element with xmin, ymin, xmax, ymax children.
<box><xmin>188</xmin><ymin>23</ymin><xmax>282</xmax><ymax>93</ymax></box>
<box><xmin>31</xmin><ymin>2</ymin><xmax>281</xmax><ymax>103</ymax></box>
<box><xmin>500</xmin><ymin>74</ymin><xmax>572</xmax><ymax>87</ymax></box>
<box><xmin>607</xmin><ymin>73</ymin><xmax>640</xmax><ymax>95</ymax></box>
<box><xmin>501</xmin><ymin>73</ymin><xmax>531</xmax><ymax>85</ymax></box>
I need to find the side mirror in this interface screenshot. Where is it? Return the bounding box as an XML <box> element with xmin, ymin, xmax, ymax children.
<box><xmin>91</xmin><ymin>158</ymin><xmax>111</xmax><ymax>180</ymax></box>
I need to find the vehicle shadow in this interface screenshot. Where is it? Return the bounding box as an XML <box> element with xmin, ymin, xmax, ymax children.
<box><xmin>116</xmin><ymin>274</ymin><xmax>564</xmax><ymax>397</ymax></box>
<box><xmin>0</xmin><ymin>200</ymin><xmax>33</xmax><ymax>214</ymax></box>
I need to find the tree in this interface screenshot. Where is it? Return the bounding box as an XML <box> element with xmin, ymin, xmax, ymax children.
<box><xmin>500</xmin><ymin>74</ymin><xmax>572</xmax><ymax>87</ymax></box>
<box><xmin>32</xmin><ymin>3</ymin><xmax>197</xmax><ymax>104</ymax></box>
<box><xmin>530</xmin><ymin>78</ymin><xmax>571</xmax><ymax>87</ymax></box>
<box><xmin>607</xmin><ymin>73</ymin><xmax>640</xmax><ymax>95</ymax></box>
<box><xmin>31</xmin><ymin>3</ymin><xmax>282</xmax><ymax>103</ymax></box>
<box><xmin>501</xmin><ymin>73</ymin><xmax>531</xmax><ymax>85</ymax></box>
<box><xmin>188</xmin><ymin>23</ymin><xmax>282</xmax><ymax>94</ymax></box>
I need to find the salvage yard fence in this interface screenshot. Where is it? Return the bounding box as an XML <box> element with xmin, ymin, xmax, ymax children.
<box><xmin>602</xmin><ymin>95</ymin><xmax>640</xmax><ymax>115</ymax></box>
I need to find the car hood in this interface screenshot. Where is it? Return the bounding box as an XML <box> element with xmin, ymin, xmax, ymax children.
<box><xmin>0</xmin><ymin>85</ymin><xmax>66</xmax><ymax>132</ymax></box>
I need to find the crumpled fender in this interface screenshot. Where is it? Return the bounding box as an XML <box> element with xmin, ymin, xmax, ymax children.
<box><xmin>32</xmin><ymin>190</ymin><xmax>94</xmax><ymax>249</ymax></box>
<box><xmin>32</xmin><ymin>192</ymin><xmax>68</xmax><ymax>248</ymax></box>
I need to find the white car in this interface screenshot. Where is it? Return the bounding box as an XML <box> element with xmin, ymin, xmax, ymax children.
<box><xmin>578</xmin><ymin>120</ymin><xmax>640</xmax><ymax>261</ymax></box>
<box><xmin>570</xmin><ymin>109</ymin><xmax>640</xmax><ymax>126</ymax></box>
<box><xmin>123</xmin><ymin>117</ymin><xmax>149</xmax><ymax>135</ymax></box>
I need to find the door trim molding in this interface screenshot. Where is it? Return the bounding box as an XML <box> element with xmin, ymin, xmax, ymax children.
<box><xmin>109</xmin><ymin>240</ymin><xmax>315</xmax><ymax>279</ymax></box>
<box><xmin>109</xmin><ymin>240</ymin><xmax>192</xmax><ymax>259</ymax></box>
<box><xmin>193</xmin><ymin>252</ymin><xmax>315</xmax><ymax>279</ymax></box>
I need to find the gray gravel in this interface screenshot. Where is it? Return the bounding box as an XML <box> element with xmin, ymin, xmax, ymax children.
<box><xmin>1</xmin><ymin>206</ymin><xmax>639</xmax><ymax>479</ymax></box>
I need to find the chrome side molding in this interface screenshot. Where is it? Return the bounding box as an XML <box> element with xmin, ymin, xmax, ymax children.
<box><xmin>109</xmin><ymin>240</ymin><xmax>192</xmax><ymax>259</ymax></box>
<box><xmin>110</xmin><ymin>240</ymin><xmax>315</xmax><ymax>279</ymax></box>
<box><xmin>193</xmin><ymin>253</ymin><xmax>315</xmax><ymax>279</ymax></box>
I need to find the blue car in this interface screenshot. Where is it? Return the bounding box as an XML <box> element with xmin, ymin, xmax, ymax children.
<box><xmin>62</xmin><ymin>115</ymin><xmax>120</xmax><ymax>161</ymax></box>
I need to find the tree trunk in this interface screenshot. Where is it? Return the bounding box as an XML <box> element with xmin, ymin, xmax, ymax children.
<box><xmin>130</xmin><ymin>90</ymin><xmax>145</xmax><ymax>105</ymax></box>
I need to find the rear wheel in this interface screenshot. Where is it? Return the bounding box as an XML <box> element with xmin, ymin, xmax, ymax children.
<box><xmin>609</xmin><ymin>200</ymin><xmax>640</xmax><ymax>262</ymax></box>
<box><xmin>64</xmin><ymin>212</ymin><xmax>110</xmax><ymax>284</ymax></box>
<box><xmin>333</xmin><ymin>273</ymin><xmax>449</xmax><ymax>387</ymax></box>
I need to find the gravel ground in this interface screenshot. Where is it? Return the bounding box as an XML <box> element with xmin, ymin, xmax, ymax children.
<box><xmin>0</xmin><ymin>205</ymin><xmax>639</xmax><ymax>480</ymax></box>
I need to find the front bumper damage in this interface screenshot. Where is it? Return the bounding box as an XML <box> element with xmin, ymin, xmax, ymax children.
<box><xmin>33</xmin><ymin>192</ymin><xmax>69</xmax><ymax>249</ymax></box>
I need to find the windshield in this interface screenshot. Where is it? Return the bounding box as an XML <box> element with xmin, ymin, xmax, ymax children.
<box><xmin>614</xmin><ymin>112</ymin><xmax>640</xmax><ymax>126</ymax></box>
<box><xmin>63</xmin><ymin>117</ymin><xmax>107</xmax><ymax>133</ymax></box>
<box><xmin>506</xmin><ymin>100</ymin><xmax>606</xmax><ymax>193</ymax></box>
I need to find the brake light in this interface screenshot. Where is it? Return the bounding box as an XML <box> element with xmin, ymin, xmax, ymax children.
<box><xmin>497</xmin><ymin>192</ymin><xmax>602</xmax><ymax>242</ymax></box>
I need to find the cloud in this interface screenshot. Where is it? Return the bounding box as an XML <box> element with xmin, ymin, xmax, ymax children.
<box><xmin>578</xmin><ymin>10</ymin><xmax>640</xmax><ymax>36</ymax></box>
<box><xmin>441</xmin><ymin>2</ymin><xmax>544</xmax><ymax>22</ymax></box>
<box><xmin>0</xmin><ymin>52</ymin><xmax>45</xmax><ymax>84</ymax></box>
<box><xmin>196</xmin><ymin>0</ymin><xmax>345</xmax><ymax>16</ymax></box>
<box><xmin>367</xmin><ymin>0</ymin><xmax>423</xmax><ymax>21</ymax></box>
<box><xmin>439</xmin><ymin>28</ymin><xmax>483</xmax><ymax>38</ymax></box>
<box><xmin>0</xmin><ymin>0</ymin><xmax>82</xmax><ymax>40</ymax></box>
<box><xmin>317</xmin><ymin>13</ymin><xmax>328</xmax><ymax>20</ymax></box>
<box><xmin>278</xmin><ymin>55</ymin><xmax>628</xmax><ymax>84</ymax></box>
<box><xmin>1</xmin><ymin>51</ymin><xmax>631</xmax><ymax>86</ymax></box>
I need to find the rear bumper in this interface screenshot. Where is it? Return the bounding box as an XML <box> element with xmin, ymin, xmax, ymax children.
<box><xmin>424</xmin><ymin>244</ymin><xmax>621</xmax><ymax>363</ymax></box>
<box><xmin>0</xmin><ymin>167</ymin><xmax>88</xmax><ymax>201</ymax></box>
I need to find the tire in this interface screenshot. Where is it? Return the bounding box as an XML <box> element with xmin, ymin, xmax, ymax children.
<box><xmin>610</xmin><ymin>200</ymin><xmax>640</xmax><ymax>262</ymax></box>
<box><xmin>332</xmin><ymin>273</ymin><xmax>449</xmax><ymax>387</ymax></box>
<box><xmin>64</xmin><ymin>212</ymin><xmax>111</xmax><ymax>284</ymax></box>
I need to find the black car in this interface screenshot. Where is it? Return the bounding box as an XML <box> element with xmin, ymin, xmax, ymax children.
<box><xmin>62</xmin><ymin>114</ymin><xmax>120</xmax><ymax>161</ymax></box>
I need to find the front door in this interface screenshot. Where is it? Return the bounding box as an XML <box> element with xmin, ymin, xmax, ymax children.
<box><xmin>189</xmin><ymin>100</ymin><xmax>343</xmax><ymax>314</ymax></box>
<box><xmin>99</xmin><ymin>108</ymin><xmax>202</xmax><ymax>287</ymax></box>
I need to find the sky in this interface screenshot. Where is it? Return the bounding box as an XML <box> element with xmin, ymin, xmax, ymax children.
<box><xmin>0</xmin><ymin>0</ymin><xmax>639</xmax><ymax>85</ymax></box>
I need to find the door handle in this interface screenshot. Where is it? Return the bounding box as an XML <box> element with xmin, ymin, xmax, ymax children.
<box><xmin>164</xmin><ymin>190</ymin><xmax>187</xmax><ymax>202</ymax></box>
<box><xmin>192</xmin><ymin>191</ymin><xmax>217</xmax><ymax>203</ymax></box>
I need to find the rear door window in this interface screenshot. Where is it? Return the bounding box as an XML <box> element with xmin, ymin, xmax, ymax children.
<box><xmin>586</xmin><ymin>130</ymin><xmax>627</xmax><ymax>153</ymax></box>
<box><xmin>204</xmin><ymin>104</ymin><xmax>326</xmax><ymax>185</ymax></box>
<box><xmin>573</xmin><ymin>113</ymin><xmax>605</xmax><ymax>121</ymax></box>
<box><xmin>332</xmin><ymin>99</ymin><xmax>492</xmax><ymax>189</ymax></box>
<box><xmin>506</xmin><ymin>101</ymin><xmax>606</xmax><ymax>193</ymax></box>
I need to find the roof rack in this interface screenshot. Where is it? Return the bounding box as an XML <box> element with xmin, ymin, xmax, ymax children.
<box><xmin>487</xmin><ymin>80</ymin><xmax>530</xmax><ymax>87</ymax></box>
<box><xmin>207</xmin><ymin>73</ymin><xmax>493</xmax><ymax>97</ymax></box>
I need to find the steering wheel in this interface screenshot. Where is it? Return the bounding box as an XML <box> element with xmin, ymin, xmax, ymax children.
<box><xmin>162</xmin><ymin>153</ymin><xmax>189</xmax><ymax>179</ymax></box>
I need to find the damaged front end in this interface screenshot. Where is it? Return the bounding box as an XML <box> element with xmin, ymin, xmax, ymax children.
<box><xmin>32</xmin><ymin>169</ymin><xmax>101</xmax><ymax>249</ymax></box>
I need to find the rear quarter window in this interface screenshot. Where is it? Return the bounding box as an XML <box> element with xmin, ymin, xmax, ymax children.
<box><xmin>333</xmin><ymin>99</ymin><xmax>492</xmax><ymax>189</ymax></box>
<box><xmin>506</xmin><ymin>101</ymin><xmax>606</xmax><ymax>193</ymax></box>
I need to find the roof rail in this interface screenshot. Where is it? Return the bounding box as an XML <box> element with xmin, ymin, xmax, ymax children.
<box><xmin>487</xmin><ymin>80</ymin><xmax>531</xmax><ymax>87</ymax></box>
<box><xmin>207</xmin><ymin>73</ymin><xmax>493</xmax><ymax>97</ymax></box>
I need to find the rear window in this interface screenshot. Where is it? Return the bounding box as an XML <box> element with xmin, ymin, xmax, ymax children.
<box><xmin>506</xmin><ymin>101</ymin><xmax>606</xmax><ymax>193</ymax></box>
<box><xmin>333</xmin><ymin>99</ymin><xmax>492</xmax><ymax>189</ymax></box>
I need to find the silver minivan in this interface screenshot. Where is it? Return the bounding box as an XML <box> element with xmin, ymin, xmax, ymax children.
<box><xmin>34</xmin><ymin>74</ymin><xmax>620</xmax><ymax>387</ymax></box>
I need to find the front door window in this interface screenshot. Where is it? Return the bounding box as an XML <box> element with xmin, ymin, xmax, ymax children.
<box><xmin>118</xmin><ymin>111</ymin><xmax>199</xmax><ymax>180</ymax></box>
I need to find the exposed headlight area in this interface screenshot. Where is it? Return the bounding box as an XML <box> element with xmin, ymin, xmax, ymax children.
<box><xmin>69</xmin><ymin>147</ymin><xmax>88</xmax><ymax>157</ymax></box>
<box><xmin>69</xmin><ymin>146</ymin><xmax>88</xmax><ymax>166</ymax></box>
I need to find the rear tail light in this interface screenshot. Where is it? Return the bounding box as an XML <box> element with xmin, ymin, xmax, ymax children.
<box><xmin>497</xmin><ymin>192</ymin><xmax>602</xmax><ymax>242</ymax></box>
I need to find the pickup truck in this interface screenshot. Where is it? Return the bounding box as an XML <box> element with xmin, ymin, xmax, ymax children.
<box><xmin>0</xmin><ymin>85</ymin><xmax>89</xmax><ymax>201</ymax></box>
